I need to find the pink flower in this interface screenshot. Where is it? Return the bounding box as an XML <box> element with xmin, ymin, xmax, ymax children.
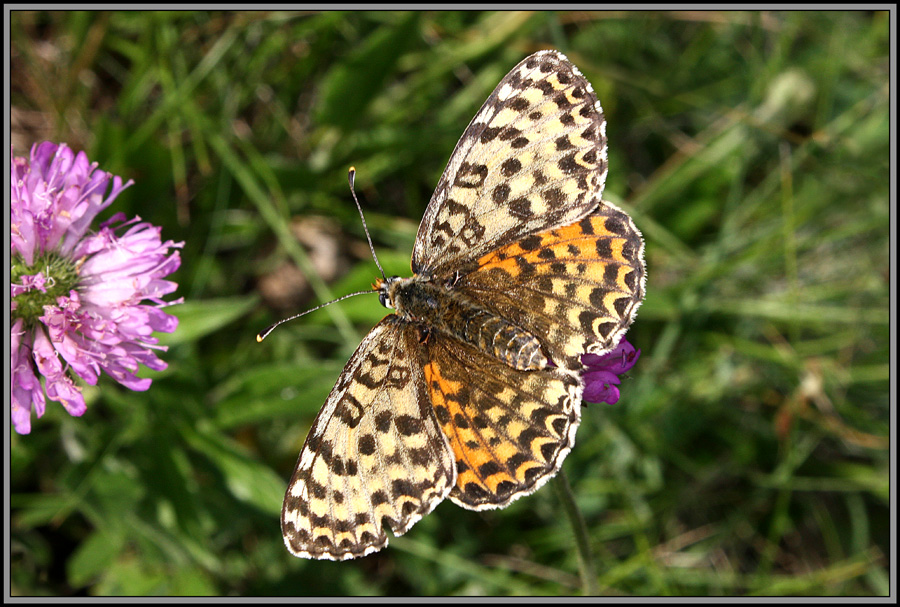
<box><xmin>581</xmin><ymin>339</ymin><xmax>641</xmax><ymax>405</ymax></box>
<box><xmin>10</xmin><ymin>142</ymin><xmax>184</xmax><ymax>434</ymax></box>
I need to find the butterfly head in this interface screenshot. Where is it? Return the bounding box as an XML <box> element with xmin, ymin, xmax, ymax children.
<box><xmin>374</xmin><ymin>276</ymin><xmax>403</xmax><ymax>310</ymax></box>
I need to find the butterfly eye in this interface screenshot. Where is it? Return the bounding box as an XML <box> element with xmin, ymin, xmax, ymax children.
<box><xmin>379</xmin><ymin>291</ymin><xmax>393</xmax><ymax>309</ymax></box>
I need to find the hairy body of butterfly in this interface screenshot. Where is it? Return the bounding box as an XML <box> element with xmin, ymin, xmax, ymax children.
<box><xmin>280</xmin><ymin>49</ymin><xmax>646</xmax><ymax>561</ymax></box>
<box><xmin>378</xmin><ymin>275</ymin><xmax>548</xmax><ymax>371</ymax></box>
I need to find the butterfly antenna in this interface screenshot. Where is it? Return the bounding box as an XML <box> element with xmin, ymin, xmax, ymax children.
<box><xmin>256</xmin><ymin>289</ymin><xmax>373</xmax><ymax>342</ymax></box>
<box><xmin>258</xmin><ymin>167</ymin><xmax>388</xmax><ymax>343</ymax></box>
<box><xmin>348</xmin><ymin>167</ymin><xmax>386</xmax><ymax>281</ymax></box>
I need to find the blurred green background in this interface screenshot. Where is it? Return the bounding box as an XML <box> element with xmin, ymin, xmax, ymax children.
<box><xmin>9</xmin><ymin>10</ymin><xmax>890</xmax><ymax>597</ymax></box>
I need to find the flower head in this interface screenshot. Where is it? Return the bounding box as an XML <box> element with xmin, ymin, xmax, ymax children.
<box><xmin>581</xmin><ymin>338</ymin><xmax>641</xmax><ymax>405</ymax></box>
<box><xmin>10</xmin><ymin>142</ymin><xmax>184</xmax><ymax>434</ymax></box>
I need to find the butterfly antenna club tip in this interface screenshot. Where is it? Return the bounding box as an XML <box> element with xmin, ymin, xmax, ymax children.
<box><xmin>348</xmin><ymin>167</ymin><xmax>387</xmax><ymax>281</ymax></box>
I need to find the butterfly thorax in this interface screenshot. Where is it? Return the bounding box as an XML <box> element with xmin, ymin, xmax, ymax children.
<box><xmin>376</xmin><ymin>275</ymin><xmax>547</xmax><ymax>371</ymax></box>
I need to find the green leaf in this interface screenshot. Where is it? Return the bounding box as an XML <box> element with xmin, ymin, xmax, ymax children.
<box><xmin>178</xmin><ymin>423</ymin><xmax>284</xmax><ymax>516</ymax></box>
<box><xmin>315</xmin><ymin>12</ymin><xmax>421</xmax><ymax>129</ymax></box>
<box><xmin>158</xmin><ymin>296</ymin><xmax>259</xmax><ymax>346</ymax></box>
<box><xmin>67</xmin><ymin>528</ymin><xmax>127</xmax><ymax>588</ymax></box>
<box><xmin>212</xmin><ymin>360</ymin><xmax>343</xmax><ymax>428</ymax></box>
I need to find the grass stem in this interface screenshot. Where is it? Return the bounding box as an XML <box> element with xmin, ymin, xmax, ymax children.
<box><xmin>555</xmin><ymin>469</ymin><xmax>600</xmax><ymax>596</ymax></box>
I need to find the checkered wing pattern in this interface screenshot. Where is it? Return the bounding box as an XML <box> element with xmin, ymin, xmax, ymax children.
<box><xmin>413</xmin><ymin>50</ymin><xmax>609</xmax><ymax>278</ymax></box>
<box><xmin>422</xmin><ymin>335</ymin><xmax>582</xmax><ymax>509</ymax></box>
<box><xmin>456</xmin><ymin>202</ymin><xmax>646</xmax><ymax>371</ymax></box>
<box><xmin>280</xmin><ymin>49</ymin><xmax>646</xmax><ymax>561</ymax></box>
<box><xmin>281</xmin><ymin>317</ymin><xmax>455</xmax><ymax>560</ymax></box>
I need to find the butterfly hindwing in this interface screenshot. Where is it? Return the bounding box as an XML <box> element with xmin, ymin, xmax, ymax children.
<box><xmin>281</xmin><ymin>316</ymin><xmax>456</xmax><ymax>561</ymax></box>
<box><xmin>412</xmin><ymin>50</ymin><xmax>609</xmax><ymax>278</ymax></box>
<box><xmin>423</xmin><ymin>333</ymin><xmax>582</xmax><ymax>509</ymax></box>
<box><xmin>456</xmin><ymin>201</ymin><xmax>646</xmax><ymax>371</ymax></box>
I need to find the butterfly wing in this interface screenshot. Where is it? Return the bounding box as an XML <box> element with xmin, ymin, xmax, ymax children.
<box><xmin>281</xmin><ymin>316</ymin><xmax>456</xmax><ymax>560</ymax></box>
<box><xmin>423</xmin><ymin>334</ymin><xmax>582</xmax><ymax>509</ymax></box>
<box><xmin>456</xmin><ymin>202</ymin><xmax>646</xmax><ymax>371</ymax></box>
<box><xmin>412</xmin><ymin>50</ymin><xmax>608</xmax><ymax>278</ymax></box>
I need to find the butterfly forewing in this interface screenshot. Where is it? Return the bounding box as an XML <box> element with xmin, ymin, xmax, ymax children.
<box><xmin>281</xmin><ymin>316</ymin><xmax>455</xmax><ymax>561</ymax></box>
<box><xmin>412</xmin><ymin>50</ymin><xmax>609</xmax><ymax>278</ymax></box>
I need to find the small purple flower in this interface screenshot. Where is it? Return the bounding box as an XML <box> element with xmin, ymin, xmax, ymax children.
<box><xmin>10</xmin><ymin>142</ymin><xmax>184</xmax><ymax>434</ymax></box>
<box><xmin>581</xmin><ymin>339</ymin><xmax>641</xmax><ymax>405</ymax></box>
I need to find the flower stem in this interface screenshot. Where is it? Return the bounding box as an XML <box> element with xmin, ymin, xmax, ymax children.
<box><xmin>554</xmin><ymin>469</ymin><xmax>599</xmax><ymax>596</ymax></box>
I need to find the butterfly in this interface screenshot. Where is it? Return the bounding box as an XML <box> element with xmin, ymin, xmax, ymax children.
<box><xmin>280</xmin><ymin>49</ymin><xmax>646</xmax><ymax>560</ymax></box>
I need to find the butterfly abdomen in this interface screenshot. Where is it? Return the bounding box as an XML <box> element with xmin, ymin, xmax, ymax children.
<box><xmin>387</xmin><ymin>276</ymin><xmax>547</xmax><ymax>371</ymax></box>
